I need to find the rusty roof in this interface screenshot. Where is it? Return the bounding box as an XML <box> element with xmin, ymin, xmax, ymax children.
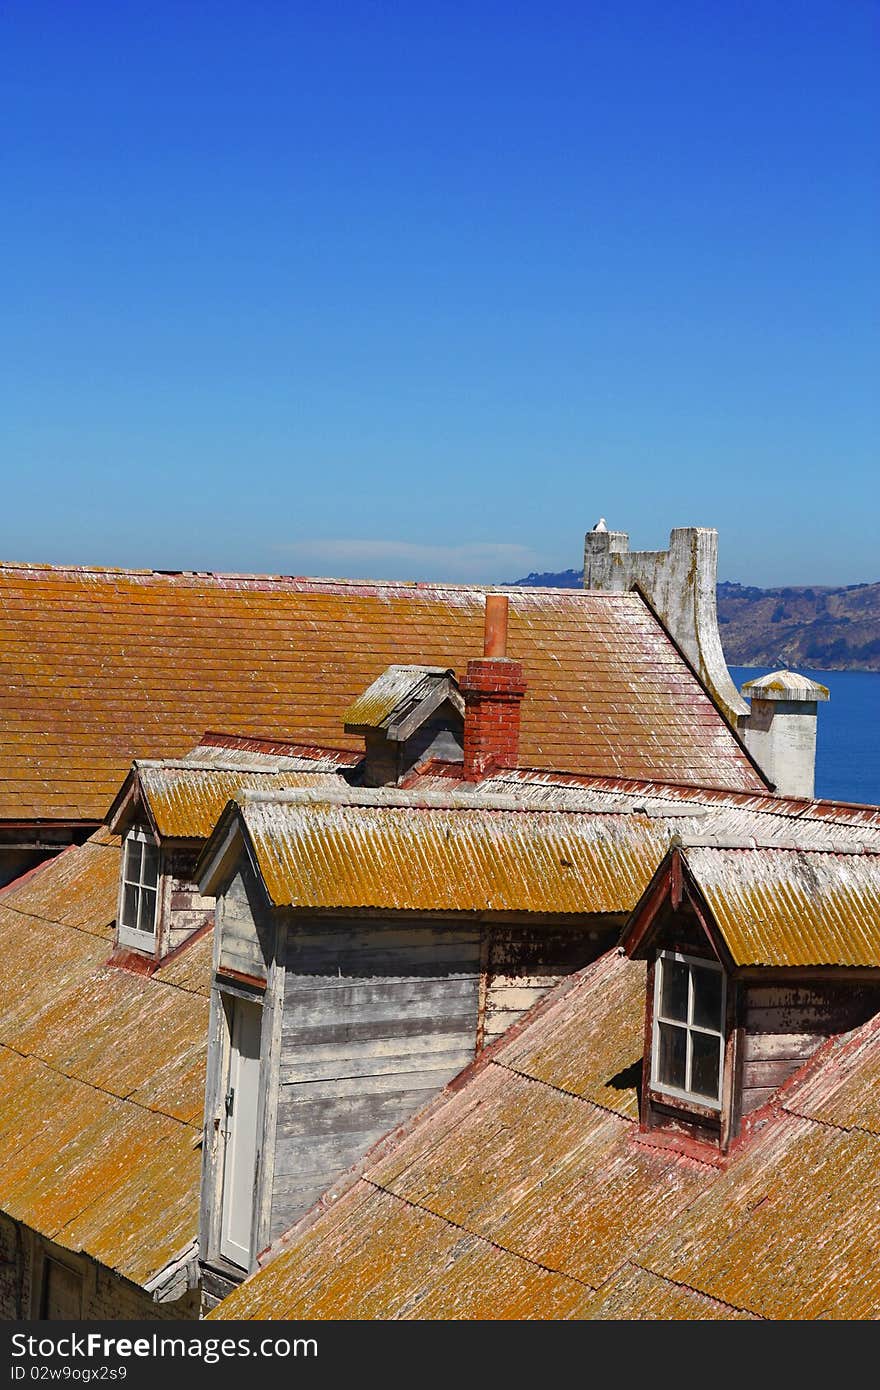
<box><xmin>683</xmin><ymin>845</ymin><xmax>880</xmax><ymax>967</ymax></box>
<box><xmin>220</xmin><ymin>797</ymin><xmax>673</xmax><ymax>914</ymax></box>
<box><xmin>133</xmin><ymin>762</ymin><xmax>349</xmax><ymax>839</ymax></box>
<box><xmin>211</xmin><ymin>947</ymin><xmax>880</xmax><ymax>1321</ymax></box>
<box><xmin>0</xmin><ymin>562</ymin><xmax>766</xmax><ymax>823</ymax></box>
<box><xmin>0</xmin><ymin>834</ymin><xmax>210</xmax><ymax>1289</ymax></box>
<box><xmin>198</xmin><ymin>771</ymin><xmax>880</xmax><ymax>919</ymax></box>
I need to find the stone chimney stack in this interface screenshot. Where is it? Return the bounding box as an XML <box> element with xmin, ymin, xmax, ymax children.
<box><xmin>739</xmin><ymin>671</ymin><xmax>829</xmax><ymax>799</ymax></box>
<box><xmin>461</xmin><ymin>595</ymin><xmax>527</xmax><ymax>781</ymax></box>
<box><xmin>584</xmin><ymin>524</ymin><xmax>748</xmax><ymax>728</ymax></box>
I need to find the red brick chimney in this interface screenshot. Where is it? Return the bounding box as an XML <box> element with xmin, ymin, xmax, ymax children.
<box><xmin>461</xmin><ymin>595</ymin><xmax>527</xmax><ymax>781</ymax></box>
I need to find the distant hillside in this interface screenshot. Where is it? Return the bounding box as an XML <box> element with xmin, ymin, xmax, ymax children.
<box><xmin>512</xmin><ymin>570</ymin><xmax>880</xmax><ymax>671</ymax></box>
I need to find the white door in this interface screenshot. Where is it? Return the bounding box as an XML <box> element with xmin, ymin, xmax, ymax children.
<box><xmin>220</xmin><ymin>997</ymin><xmax>262</xmax><ymax>1268</ymax></box>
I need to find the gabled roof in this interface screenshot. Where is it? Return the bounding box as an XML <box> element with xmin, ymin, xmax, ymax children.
<box><xmin>0</xmin><ymin>830</ymin><xmax>210</xmax><ymax>1293</ymax></box>
<box><xmin>198</xmin><ymin>772</ymin><xmax>880</xmax><ymax>920</ymax></box>
<box><xmin>107</xmin><ymin>739</ymin><xmax>353</xmax><ymax>841</ymax></box>
<box><xmin>0</xmin><ymin>562</ymin><xmax>767</xmax><ymax>823</ymax></box>
<box><xmin>680</xmin><ymin>844</ymin><xmax>880</xmax><ymax>968</ymax></box>
<box><xmin>200</xmin><ymin>793</ymin><xmax>672</xmax><ymax>914</ymax></box>
<box><xmin>343</xmin><ymin>665</ymin><xmax>463</xmax><ymax>738</ymax></box>
<box><xmin>209</xmin><ymin>948</ymin><xmax>880</xmax><ymax>1321</ymax></box>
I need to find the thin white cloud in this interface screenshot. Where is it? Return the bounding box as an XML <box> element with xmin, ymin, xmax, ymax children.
<box><xmin>275</xmin><ymin>538</ymin><xmax>537</xmax><ymax>582</ymax></box>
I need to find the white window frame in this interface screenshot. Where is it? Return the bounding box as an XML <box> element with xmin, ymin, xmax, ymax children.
<box><xmin>117</xmin><ymin>827</ymin><xmax>161</xmax><ymax>952</ymax></box>
<box><xmin>651</xmin><ymin>949</ymin><xmax>726</xmax><ymax>1111</ymax></box>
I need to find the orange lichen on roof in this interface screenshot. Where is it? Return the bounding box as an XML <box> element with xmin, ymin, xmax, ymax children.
<box><xmin>0</xmin><ymin>833</ymin><xmax>210</xmax><ymax>1289</ymax></box>
<box><xmin>230</xmin><ymin>799</ymin><xmax>671</xmax><ymax>914</ymax></box>
<box><xmin>137</xmin><ymin>764</ymin><xmax>348</xmax><ymax>839</ymax></box>
<box><xmin>0</xmin><ymin>563</ymin><xmax>766</xmax><ymax>823</ymax></box>
<box><xmin>683</xmin><ymin>845</ymin><xmax>880</xmax><ymax>967</ymax></box>
<box><xmin>211</xmin><ymin>948</ymin><xmax>880</xmax><ymax>1321</ymax></box>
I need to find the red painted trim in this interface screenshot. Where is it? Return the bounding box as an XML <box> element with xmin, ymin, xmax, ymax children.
<box><xmin>108</xmin><ymin>919</ymin><xmax>213</xmax><ymax>977</ymax></box>
<box><xmin>620</xmin><ymin>852</ymin><xmax>675</xmax><ymax>958</ymax></box>
<box><xmin>216</xmin><ymin>966</ymin><xmax>267</xmax><ymax>992</ymax></box>
<box><xmin>198</xmin><ymin>731</ymin><xmax>358</xmax><ymax>765</ymax></box>
<box><xmin>671</xmin><ymin>847</ymin><xmax>683</xmax><ymax>908</ymax></box>
<box><xmin>108</xmin><ymin>947</ymin><xmax>159</xmax><ymax>976</ymax></box>
<box><xmin>632</xmin><ymin>1126</ymin><xmax>728</xmax><ymax>1170</ymax></box>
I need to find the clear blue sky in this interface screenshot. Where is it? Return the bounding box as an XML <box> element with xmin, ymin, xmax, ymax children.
<box><xmin>1</xmin><ymin>1</ymin><xmax>877</xmax><ymax>586</ymax></box>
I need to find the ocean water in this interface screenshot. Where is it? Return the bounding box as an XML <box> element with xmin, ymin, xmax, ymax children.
<box><xmin>730</xmin><ymin>666</ymin><xmax>880</xmax><ymax>807</ymax></box>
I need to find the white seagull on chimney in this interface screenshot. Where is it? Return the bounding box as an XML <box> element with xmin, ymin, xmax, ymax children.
<box><xmin>591</xmin><ymin>517</ymin><xmax>608</xmax><ymax>532</ymax></box>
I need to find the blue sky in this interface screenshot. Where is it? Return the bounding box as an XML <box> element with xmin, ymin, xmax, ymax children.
<box><xmin>1</xmin><ymin>1</ymin><xmax>877</xmax><ymax>585</ymax></box>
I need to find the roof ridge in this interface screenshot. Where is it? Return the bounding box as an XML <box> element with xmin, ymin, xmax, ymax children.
<box><xmin>0</xmin><ymin>558</ymin><xmax>627</xmax><ymax>599</ymax></box>
<box><xmin>677</xmin><ymin>836</ymin><xmax>876</xmax><ymax>855</ymax></box>
<box><xmin>235</xmin><ymin>785</ymin><xmax>664</xmax><ymax>815</ymax></box>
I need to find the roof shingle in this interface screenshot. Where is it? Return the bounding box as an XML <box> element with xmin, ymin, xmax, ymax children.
<box><xmin>0</xmin><ymin>563</ymin><xmax>766</xmax><ymax>822</ymax></box>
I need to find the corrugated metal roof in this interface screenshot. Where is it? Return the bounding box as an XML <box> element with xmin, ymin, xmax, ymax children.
<box><xmin>138</xmin><ymin>764</ymin><xmax>347</xmax><ymax>838</ymax></box>
<box><xmin>0</xmin><ymin>835</ymin><xmax>121</xmax><ymax>937</ymax></box>
<box><xmin>211</xmin><ymin>948</ymin><xmax>880</xmax><ymax>1321</ymax></box>
<box><xmin>684</xmin><ymin>845</ymin><xmax>880</xmax><ymax>966</ymax></box>
<box><xmin>0</xmin><ymin>563</ymin><xmax>766</xmax><ymax>822</ymax></box>
<box><xmin>781</xmin><ymin>1015</ymin><xmax>880</xmax><ymax>1136</ymax></box>
<box><xmin>488</xmin><ymin>768</ymin><xmax>880</xmax><ymax>829</ymax></box>
<box><xmin>479</xmin><ymin>771</ymin><xmax>880</xmax><ymax>850</ymax></box>
<box><xmin>238</xmin><ymin>800</ymin><xmax>671</xmax><ymax>914</ymax></box>
<box><xmin>0</xmin><ymin>833</ymin><xmax>210</xmax><ymax>1288</ymax></box>
<box><xmin>639</xmin><ymin>1114</ymin><xmax>880</xmax><ymax>1319</ymax></box>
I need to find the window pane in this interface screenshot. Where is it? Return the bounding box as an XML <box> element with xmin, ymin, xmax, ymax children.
<box><xmin>691</xmin><ymin>1031</ymin><xmax>721</xmax><ymax>1101</ymax></box>
<box><xmin>138</xmin><ymin>886</ymin><xmax>157</xmax><ymax>936</ymax></box>
<box><xmin>656</xmin><ymin>1022</ymin><xmax>687</xmax><ymax>1091</ymax></box>
<box><xmin>692</xmin><ymin>964</ymin><xmax>723</xmax><ymax>1031</ymax></box>
<box><xmin>124</xmin><ymin>838</ymin><xmax>143</xmax><ymax>884</ymax></box>
<box><xmin>141</xmin><ymin>841</ymin><xmax>159</xmax><ymax>889</ymax></box>
<box><xmin>121</xmin><ymin>883</ymin><xmax>139</xmax><ymax>930</ymax></box>
<box><xmin>659</xmin><ymin>957</ymin><xmax>688</xmax><ymax>1022</ymax></box>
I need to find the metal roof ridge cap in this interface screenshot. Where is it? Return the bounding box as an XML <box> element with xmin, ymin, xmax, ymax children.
<box><xmin>676</xmin><ymin>835</ymin><xmax>873</xmax><ymax>855</ymax></box>
<box><xmin>233</xmin><ymin>785</ymin><xmax>660</xmax><ymax>815</ymax></box>
<box><xmin>137</xmin><ymin>758</ymin><xmax>292</xmax><ymax>775</ymax></box>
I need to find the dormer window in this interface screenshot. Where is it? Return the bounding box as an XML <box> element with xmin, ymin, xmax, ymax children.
<box><xmin>652</xmin><ymin>951</ymin><xmax>725</xmax><ymax>1110</ymax></box>
<box><xmin>118</xmin><ymin>828</ymin><xmax>161</xmax><ymax>950</ymax></box>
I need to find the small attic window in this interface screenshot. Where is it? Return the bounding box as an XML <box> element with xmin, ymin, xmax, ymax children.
<box><xmin>652</xmin><ymin>951</ymin><xmax>725</xmax><ymax>1110</ymax></box>
<box><xmin>117</xmin><ymin>828</ymin><xmax>161</xmax><ymax>950</ymax></box>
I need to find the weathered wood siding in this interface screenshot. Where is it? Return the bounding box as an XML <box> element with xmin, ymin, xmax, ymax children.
<box><xmin>270</xmin><ymin>919</ymin><xmax>480</xmax><ymax>1239</ymax></box>
<box><xmin>218</xmin><ymin>867</ymin><xmax>271</xmax><ymax>982</ymax></box>
<box><xmin>741</xmin><ymin>981</ymin><xmax>880</xmax><ymax>1114</ymax></box>
<box><xmin>165</xmin><ymin>849</ymin><xmax>214</xmax><ymax>953</ymax></box>
<box><xmin>483</xmin><ymin>924</ymin><xmax>616</xmax><ymax>1045</ymax></box>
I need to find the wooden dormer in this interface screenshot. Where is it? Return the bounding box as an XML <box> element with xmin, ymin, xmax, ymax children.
<box><xmin>622</xmin><ymin>841</ymin><xmax>880</xmax><ymax>1158</ymax></box>
<box><xmin>343</xmin><ymin>665</ymin><xmax>464</xmax><ymax>785</ymax></box>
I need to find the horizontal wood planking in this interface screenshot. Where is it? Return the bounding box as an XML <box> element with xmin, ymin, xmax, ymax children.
<box><xmin>218</xmin><ymin>869</ymin><xmax>267</xmax><ymax>981</ymax></box>
<box><xmin>279</xmin><ymin>1061</ymin><xmax>467</xmax><ymax>1095</ymax></box>
<box><xmin>740</xmin><ymin>1086</ymin><xmax>776</xmax><ymax>1113</ymax></box>
<box><xmin>740</xmin><ymin>981</ymin><xmax>880</xmax><ymax>1114</ymax></box>
<box><xmin>742</xmin><ymin>1031</ymin><xmax>822</xmax><ymax>1062</ymax></box>
<box><xmin>271</xmin><ymin>918</ymin><xmax>481</xmax><ymax>1241</ymax></box>
<box><xmin>483</xmin><ymin>924</ymin><xmax>610</xmax><ymax>1044</ymax></box>
<box><xmin>285</xmin><ymin>923</ymin><xmax>481</xmax><ymax>976</ymax></box>
<box><xmin>742</xmin><ymin>1058</ymin><xmax>804</xmax><ymax>1091</ymax></box>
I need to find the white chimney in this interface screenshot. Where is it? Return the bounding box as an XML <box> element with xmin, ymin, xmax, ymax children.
<box><xmin>740</xmin><ymin>670</ymin><xmax>830</xmax><ymax>800</ymax></box>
